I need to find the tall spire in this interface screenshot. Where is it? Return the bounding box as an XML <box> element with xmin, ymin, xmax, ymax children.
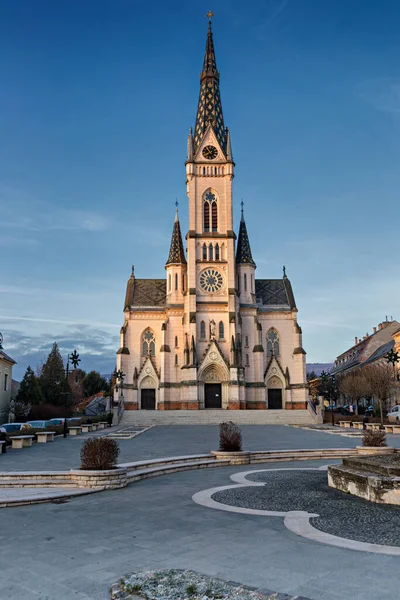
<box><xmin>193</xmin><ymin>16</ymin><xmax>226</xmax><ymax>155</ymax></box>
<box><xmin>166</xmin><ymin>205</ymin><xmax>187</xmax><ymax>265</ymax></box>
<box><xmin>236</xmin><ymin>203</ymin><xmax>256</xmax><ymax>266</ymax></box>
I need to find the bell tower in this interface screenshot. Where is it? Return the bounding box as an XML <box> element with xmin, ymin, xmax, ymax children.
<box><xmin>185</xmin><ymin>15</ymin><xmax>237</xmax><ymax>362</ymax></box>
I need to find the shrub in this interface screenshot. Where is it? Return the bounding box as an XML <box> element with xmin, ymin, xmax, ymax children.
<box><xmin>362</xmin><ymin>429</ymin><xmax>387</xmax><ymax>447</ymax></box>
<box><xmin>219</xmin><ymin>421</ymin><xmax>242</xmax><ymax>452</ymax></box>
<box><xmin>80</xmin><ymin>437</ymin><xmax>120</xmax><ymax>470</ymax></box>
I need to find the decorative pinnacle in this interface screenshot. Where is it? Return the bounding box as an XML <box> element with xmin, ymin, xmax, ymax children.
<box><xmin>175</xmin><ymin>199</ymin><xmax>179</xmax><ymax>221</ymax></box>
<box><xmin>206</xmin><ymin>10</ymin><xmax>215</xmax><ymax>21</ymax></box>
<box><xmin>240</xmin><ymin>200</ymin><xmax>244</xmax><ymax>221</ymax></box>
<box><xmin>283</xmin><ymin>265</ymin><xmax>286</xmax><ymax>278</ymax></box>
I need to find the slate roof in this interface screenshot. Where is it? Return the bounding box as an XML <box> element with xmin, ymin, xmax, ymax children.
<box><xmin>255</xmin><ymin>278</ymin><xmax>296</xmax><ymax>310</ymax></box>
<box><xmin>364</xmin><ymin>339</ymin><xmax>394</xmax><ymax>365</ymax></box>
<box><xmin>166</xmin><ymin>213</ymin><xmax>187</xmax><ymax>266</ymax></box>
<box><xmin>125</xmin><ymin>277</ymin><xmax>296</xmax><ymax>311</ymax></box>
<box><xmin>128</xmin><ymin>279</ymin><xmax>167</xmax><ymax>308</ymax></box>
<box><xmin>0</xmin><ymin>350</ymin><xmax>16</xmax><ymax>365</ymax></box>
<box><xmin>194</xmin><ymin>20</ymin><xmax>226</xmax><ymax>154</ymax></box>
<box><xmin>236</xmin><ymin>212</ymin><xmax>255</xmax><ymax>266</ymax></box>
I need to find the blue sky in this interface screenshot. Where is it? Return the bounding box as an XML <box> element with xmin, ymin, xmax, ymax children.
<box><xmin>1</xmin><ymin>0</ymin><xmax>400</xmax><ymax>379</ymax></box>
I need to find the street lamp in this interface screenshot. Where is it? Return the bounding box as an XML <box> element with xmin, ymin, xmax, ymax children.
<box><xmin>386</xmin><ymin>349</ymin><xmax>399</xmax><ymax>405</ymax></box>
<box><xmin>63</xmin><ymin>350</ymin><xmax>81</xmax><ymax>438</ymax></box>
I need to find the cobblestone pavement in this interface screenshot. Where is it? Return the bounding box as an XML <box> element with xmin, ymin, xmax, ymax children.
<box><xmin>0</xmin><ymin>424</ymin><xmax>376</xmax><ymax>472</ymax></box>
<box><xmin>212</xmin><ymin>470</ymin><xmax>400</xmax><ymax>546</ymax></box>
<box><xmin>0</xmin><ymin>460</ymin><xmax>399</xmax><ymax>600</ymax></box>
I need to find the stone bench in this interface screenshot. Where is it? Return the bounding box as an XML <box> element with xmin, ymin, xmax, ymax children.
<box><xmin>338</xmin><ymin>421</ymin><xmax>352</xmax><ymax>428</ymax></box>
<box><xmin>90</xmin><ymin>424</ymin><xmax>98</xmax><ymax>431</ymax></box>
<box><xmin>36</xmin><ymin>431</ymin><xmax>55</xmax><ymax>443</ymax></box>
<box><xmin>366</xmin><ymin>423</ymin><xmax>381</xmax><ymax>431</ymax></box>
<box><xmin>81</xmin><ymin>424</ymin><xmax>93</xmax><ymax>434</ymax></box>
<box><xmin>352</xmin><ymin>422</ymin><xmax>364</xmax><ymax>430</ymax></box>
<box><xmin>384</xmin><ymin>425</ymin><xmax>400</xmax><ymax>434</ymax></box>
<box><xmin>68</xmin><ymin>426</ymin><xmax>83</xmax><ymax>436</ymax></box>
<box><xmin>11</xmin><ymin>435</ymin><xmax>34</xmax><ymax>449</ymax></box>
<box><xmin>97</xmin><ymin>422</ymin><xmax>107</xmax><ymax>430</ymax></box>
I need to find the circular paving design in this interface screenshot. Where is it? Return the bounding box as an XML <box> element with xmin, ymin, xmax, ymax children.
<box><xmin>211</xmin><ymin>470</ymin><xmax>400</xmax><ymax>547</ymax></box>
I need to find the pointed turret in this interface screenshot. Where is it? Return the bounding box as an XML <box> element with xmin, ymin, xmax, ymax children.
<box><xmin>166</xmin><ymin>205</ymin><xmax>187</xmax><ymax>304</ymax></box>
<box><xmin>236</xmin><ymin>204</ymin><xmax>256</xmax><ymax>266</ymax></box>
<box><xmin>193</xmin><ymin>18</ymin><xmax>226</xmax><ymax>154</ymax></box>
<box><xmin>166</xmin><ymin>207</ymin><xmax>187</xmax><ymax>266</ymax></box>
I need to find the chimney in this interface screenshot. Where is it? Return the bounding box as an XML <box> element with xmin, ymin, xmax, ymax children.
<box><xmin>354</xmin><ymin>337</ymin><xmax>358</xmax><ymax>345</ymax></box>
<box><xmin>378</xmin><ymin>323</ymin><xmax>383</xmax><ymax>330</ymax></box>
<box><xmin>373</xmin><ymin>327</ymin><xmax>377</xmax><ymax>334</ymax></box>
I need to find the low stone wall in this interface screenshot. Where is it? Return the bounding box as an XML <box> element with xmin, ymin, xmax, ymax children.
<box><xmin>70</xmin><ymin>468</ymin><xmax>128</xmax><ymax>490</ymax></box>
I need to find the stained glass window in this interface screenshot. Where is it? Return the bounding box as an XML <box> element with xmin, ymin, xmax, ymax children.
<box><xmin>219</xmin><ymin>321</ymin><xmax>224</xmax><ymax>339</ymax></box>
<box><xmin>203</xmin><ymin>190</ymin><xmax>218</xmax><ymax>233</ymax></box>
<box><xmin>267</xmin><ymin>329</ymin><xmax>280</xmax><ymax>357</ymax></box>
<box><xmin>202</xmin><ymin>244</ymin><xmax>207</xmax><ymax>260</ymax></box>
<box><xmin>215</xmin><ymin>244</ymin><xmax>220</xmax><ymax>260</ymax></box>
<box><xmin>200</xmin><ymin>321</ymin><xmax>206</xmax><ymax>339</ymax></box>
<box><xmin>209</xmin><ymin>244</ymin><xmax>213</xmax><ymax>261</ymax></box>
<box><xmin>142</xmin><ymin>329</ymin><xmax>156</xmax><ymax>356</ymax></box>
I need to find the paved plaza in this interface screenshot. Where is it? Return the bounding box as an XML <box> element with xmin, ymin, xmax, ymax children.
<box><xmin>0</xmin><ymin>425</ymin><xmax>399</xmax><ymax>600</ymax></box>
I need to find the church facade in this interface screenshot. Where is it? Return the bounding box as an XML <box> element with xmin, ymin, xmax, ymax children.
<box><xmin>115</xmin><ymin>19</ymin><xmax>308</xmax><ymax>411</ymax></box>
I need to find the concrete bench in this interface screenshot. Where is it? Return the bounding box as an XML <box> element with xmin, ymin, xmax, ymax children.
<box><xmin>68</xmin><ymin>426</ymin><xmax>83</xmax><ymax>436</ymax></box>
<box><xmin>97</xmin><ymin>422</ymin><xmax>107</xmax><ymax>430</ymax></box>
<box><xmin>366</xmin><ymin>423</ymin><xmax>381</xmax><ymax>431</ymax></box>
<box><xmin>81</xmin><ymin>424</ymin><xmax>93</xmax><ymax>434</ymax></box>
<box><xmin>36</xmin><ymin>431</ymin><xmax>55</xmax><ymax>443</ymax></box>
<box><xmin>338</xmin><ymin>421</ymin><xmax>352</xmax><ymax>428</ymax></box>
<box><xmin>352</xmin><ymin>422</ymin><xmax>364</xmax><ymax>430</ymax></box>
<box><xmin>90</xmin><ymin>423</ymin><xmax>98</xmax><ymax>431</ymax></box>
<box><xmin>11</xmin><ymin>435</ymin><xmax>34</xmax><ymax>449</ymax></box>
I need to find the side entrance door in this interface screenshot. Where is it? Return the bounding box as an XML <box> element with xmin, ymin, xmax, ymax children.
<box><xmin>141</xmin><ymin>389</ymin><xmax>156</xmax><ymax>410</ymax></box>
<box><xmin>268</xmin><ymin>389</ymin><xmax>282</xmax><ymax>409</ymax></box>
<box><xmin>205</xmin><ymin>383</ymin><xmax>222</xmax><ymax>408</ymax></box>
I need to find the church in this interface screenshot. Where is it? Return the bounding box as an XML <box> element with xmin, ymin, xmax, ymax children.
<box><xmin>115</xmin><ymin>18</ymin><xmax>308</xmax><ymax>411</ymax></box>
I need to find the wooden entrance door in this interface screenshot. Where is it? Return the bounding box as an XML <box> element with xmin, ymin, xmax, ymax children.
<box><xmin>141</xmin><ymin>389</ymin><xmax>156</xmax><ymax>410</ymax></box>
<box><xmin>268</xmin><ymin>389</ymin><xmax>282</xmax><ymax>409</ymax></box>
<box><xmin>205</xmin><ymin>383</ymin><xmax>222</xmax><ymax>408</ymax></box>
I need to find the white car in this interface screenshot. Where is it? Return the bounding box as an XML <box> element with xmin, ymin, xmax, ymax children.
<box><xmin>387</xmin><ymin>405</ymin><xmax>400</xmax><ymax>423</ymax></box>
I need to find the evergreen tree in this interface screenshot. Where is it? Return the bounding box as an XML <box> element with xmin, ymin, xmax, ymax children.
<box><xmin>40</xmin><ymin>342</ymin><xmax>65</xmax><ymax>405</ymax></box>
<box><xmin>15</xmin><ymin>366</ymin><xmax>43</xmax><ymax>406</ymax></box>
<box><xmin>83</xmin><ymin>370</ymin><xmax>108</xmax><ymax>397</ymax></box>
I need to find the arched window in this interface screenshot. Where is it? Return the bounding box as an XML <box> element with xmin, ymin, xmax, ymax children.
<box><xmin>202</xmin><ymin>244</ymin><xmax>207</xmax><ymax>260</ymax></box>
<box><xmin>215</xmin><ymin>244</ymin><xmax>220</xmax><ymax>260</ymax></box>
<box><xmin>175</xmin><ymin>336</ymin><xmax>178</xmax><ymax>348</ymax></box>
<box><xmin>175</xmin><ymin>354</ymin><xmax>178</xmax><ymax>366</ymax></box>
<box><xmin>142</xmin><ymin>328</ymin><xmax>156</xmax><ymax>356</ymax></box>
<box><xmin>203</xmin><ymin>190</ymin><xmax>218</xmax><ymax>233</ymax></box>
<box><xmin>208</xmin><ymin>244</ymin><xmax>213</xmax><ymax>261</ymax></box>
<box><xmin>175</xmin><ymin>273</ymin><xmax>178</xmax><ymax>291</ymax></box>
<box><xmin>219</xmin><ymin>321</ymin><xmax>224</xmax><ymax>339</ymax></box>
<box><xmin>182</xmin><ymin>274</ymin><xmax>185</xmax><ymax>291</ymax></box>
<box><xmin>237</xmin><ymin>274</ymin><xmax>240</xmax><ymax>292</ymax></box>
<box><xmin>246</xmin><ymin>354</ymin><xmax>250</xmax><ymax>366</ymax></box>
<box><xmin>251</xmin><ymin>274</ymin><xmax>253</xmax><ymax>292</ymax></box>
<box><xmin>212</xmin><ymin>201</ymin><xmax>218</xmax><ymax>231</ymax></box>
<box><xmin>200</xmin><ymin>321</ymin><xmax>206</xmax><ymax>339</ymax></box>
<box><xmin>244</xmin><ymin>273</ymin><xmax>247</xmax><ymax>291</ymax></box>
<box><xmin>245</xmin><ymin>335</ymin><xmax>249</xmax><ymax>348</ymax></box>
<box><xmin>267</xmin><ymin>329</ymin><xmax>280</xmax><ymax>357</ymax></box>
<box><xmin>168</xmin><ymin>274</ymin><xmax>171</xmax><ymax>292</ymax></box>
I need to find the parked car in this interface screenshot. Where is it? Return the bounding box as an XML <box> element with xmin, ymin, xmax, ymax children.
<box><xmin>0</xmin><ymin>423</ymin><xmax>23</xmax><ymax>433</ymax></box>
<box><xmin>24</xmin><ymin>420</ymin><xmax>52</xmax><ymax>429</ymax></box>
<box><xmin>387</xmin><ymin>405</ymin><xmax>400</xmax><ymax>423</ymax></box>
<box><xmin>48</xmin><ymin>418</ymin><xmax>65</xmax><ymax>425</ymax></box>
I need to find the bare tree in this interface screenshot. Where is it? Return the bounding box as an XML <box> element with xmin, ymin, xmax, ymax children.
<box><xmin>338</xmin><ymin>370</ymin><xmax>369</xmax><ymax>415</ymax></box>
<box><xmin>364</xmin><ymin>364</ymin><xmax>396</xmax><ymax>426</ymax></box>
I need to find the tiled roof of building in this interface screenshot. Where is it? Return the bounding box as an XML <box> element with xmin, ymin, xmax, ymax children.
<box><xmin>364</xmin><ymin>339</ymin><xmax>394</xmax><ymax>365</ymax></box>
<box><xmin>255</xmin><ymin>278</ymin><xmax>296</xmax><ymax>310</ymax></box>
<box><xmin>235</xmin><ymin>209</ymin><xmax>255</xmax><ymax>266</ymax></box>
<box><xmin>0</xmin><ymin>350</ymin><xmax>16</xmax><ymax>365</ymax></box>
<box><xmin>193</xmin><ymin>20</ymin><xmax>226</xmax><ymax>154</ymax></box>
<box><xmin>166</xmin><ymin>212</ymin><xmax>187</xmax><ymax>266</ymax></box>
<box><xmin>130</xmin><ymin>279</ymin><xmax>167</xmax><ymax>308</ymax></box>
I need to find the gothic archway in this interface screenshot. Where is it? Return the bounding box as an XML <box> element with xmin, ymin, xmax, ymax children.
<box><xmin>267</xmin><ymin>375</ymin><xmax>283</xmax><ymax>409</ymax></box>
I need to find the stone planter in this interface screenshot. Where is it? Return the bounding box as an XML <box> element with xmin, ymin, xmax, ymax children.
<box><xmin>356</xmin><ymin>446</ymin><xmax>395</xmax><ymax>456</ymax></box>
<box><xmin>70</xmin><ymin>467</ymin><xmax>128</xmax><ymax>490</ymax></box>
<box><xmin>211</xmin><ymin>451</ymin><xmax>251</xmax><ymax>465</ymax></box>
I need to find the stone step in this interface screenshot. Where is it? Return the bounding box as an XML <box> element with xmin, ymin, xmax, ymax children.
<box><xmin>120</xmin><ymin>453</ymin><xmax>214</xmax><ymax>471</ymax></box>
<box><xmin>120</xmin><ymin>409</ymin><xmax>313</xmax><ymax>426</ymax></box>
<box><xmin>127</xmin><ymin>458</ymin><xmax>230</xmax><ymax>482</ymax></box>
<box><xmin>0</xmin><ymin>479</ymin><xmax>76</xmax><ymax>488</ymax></box>
<box><xmin>0</xmin><ymin>471</ymin><xmax>71</xmax><ymax>480</ymax></box>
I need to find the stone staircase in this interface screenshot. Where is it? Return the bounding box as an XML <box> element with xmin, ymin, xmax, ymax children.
<box><xmin>120</xmin><ymin>409</ymin><xmax>315</xmax><ymax>426</ymax></box>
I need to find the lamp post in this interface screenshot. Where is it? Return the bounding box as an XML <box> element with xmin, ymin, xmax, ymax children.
<box><xmin>386</xmin><ymin>349</ymin><xmax>399</xmax><ymax>405</ymax></box>
<box><xmin>63</xmin><ymin>350</ymin><xmax>81</xmax><ymax>438</ymax></box>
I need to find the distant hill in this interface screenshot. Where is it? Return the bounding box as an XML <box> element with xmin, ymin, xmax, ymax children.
<box><xmin>306</xmin><ymin>363</ymin><xmax>333</xmax><ymax>376</ymax></box>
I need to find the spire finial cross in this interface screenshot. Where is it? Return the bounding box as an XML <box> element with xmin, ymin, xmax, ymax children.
<box><xmin>283</xmin><ymin>265</ymin><xmax>286</xmax><ymax>277</ymax></box>
<box><xmin>175</xmin><ymin>199</ymin><xmax>179</xmax><ymax>209</ymax></box>
<box><xmin>206</xmin><ymin>11</ymin><xmax>215</xmax><ymax>21</ymax></box>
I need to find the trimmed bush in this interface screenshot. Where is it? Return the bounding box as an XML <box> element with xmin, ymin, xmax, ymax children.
<box><xmin>362</xmin><ymin>429</ymin><xmax>387</xmax><ymax>447</ymax></box>
<box><xmin>219</xmin><ymin>421</ymin><xmax>242</xmax><ymax>452</ymax></box>
<box><xmin>80</xmin><ymin>437</ymin><xmax>120</xmax><ymax>470</ymax></box>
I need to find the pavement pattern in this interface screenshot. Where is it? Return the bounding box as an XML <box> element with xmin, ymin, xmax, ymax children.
<box><xmin>212</xmin><ymin>469</ymin><xmax>400</xmax><ymax>546</ymax></box>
